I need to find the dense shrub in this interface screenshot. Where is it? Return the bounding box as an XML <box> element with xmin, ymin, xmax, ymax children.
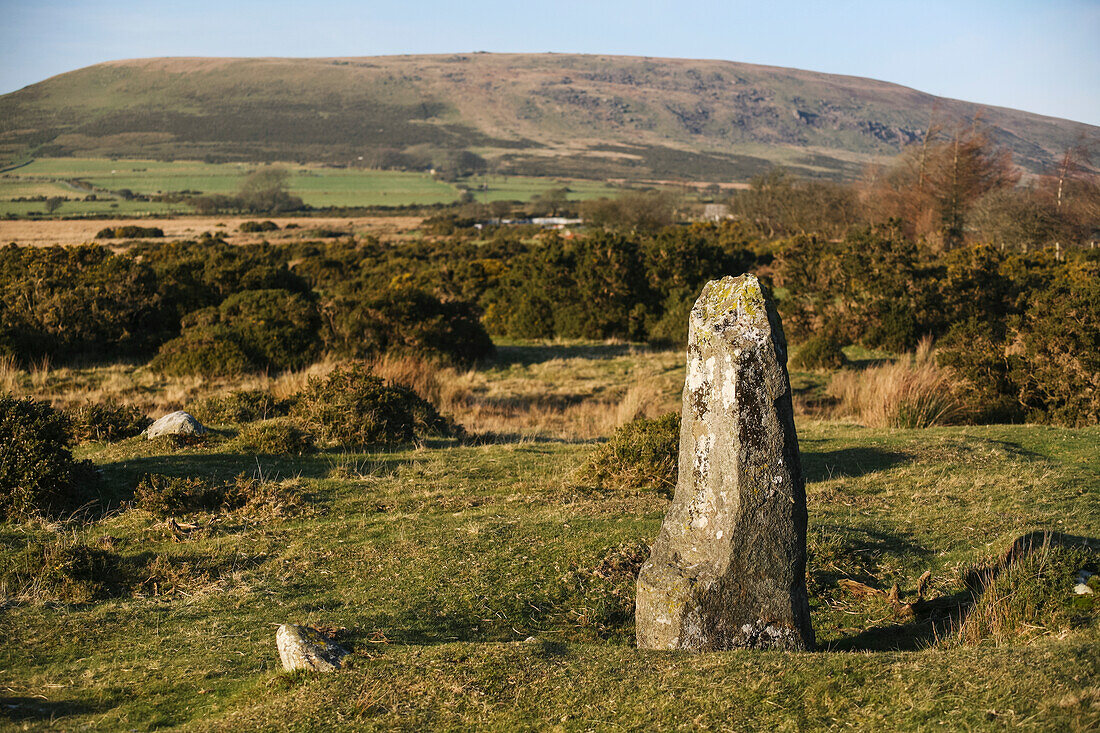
<box><xmin>291</xmin><ymin>364</ymin><xmax>460</xmax><ymax>448</ymax></box>
<box><xmin>575</xmin><ymin>412</ymin><xmax>679</xmax><ymax>496</ymax></box>
<box><xmin>1012</xmin><ymin>260</ymin><xmax>1100</xmax><ymax>426</ymax></box>
<box><xmin>151</xmin><ymin>288</ymin><xmax>322</xmax><ymax>376</ymax></box>
<box><xmin>95</xmin><ymin>225</ymin><xmax>164</xmax><ymax>239</ymax></box>
<box><xmin>790</xmin><ymin>333</ymin><xmax>849</xmax><ymax>370</ymax></box>
<box><xmin>773</xmin><ymin>226</ymin><xmax>937</xmax><ymax>350</ymax></box>
<box><xmin>150</xmin><ymin>331</ymin><xmax>260</xmax><ymax>377</ymax></box>
<box><xmin>134</xmin><ymin>239</ymin><xmax>310</xmax><ymax>323</ymax></box>
<box><xmin>67</xmin><ymin>404</ymin><xmax>152</xmax><ymax>443</ymax></box>
<box><xmin>238</xmin><ymin>220</ymin><xmax>280</xmax><ymax>233</ymax></box>
<box><xmin>504</xmin><ymin>293</ymin><xmax>556</xmax><ymax>339</ymax></box>
<box><xmin>231</xmin><ymin>419</ymin><xmax>316</xmax><ymax>455</ymax></box>
<box><xmin>324</xmin><ymin>288</ymin><xmax>494</xmax><ymax>365</ymax></box>
<box><xmin>0</xmin><ymin>396</ymin><xmax>101</xmax><ymax>519</ymax></box>
<box><xmin>188</xmin><ymin>389</ymin><xmax>290</xmax><ymax>424</ymax></box>
<box><xmin>0</xmin><ymin>244</ymin><xmax>172</xmax><ymax>364</ymax></box>
<box><xmin>488</xmin><ymin>224</ymin><xmax>753</xmax><ymax>345</ymax></box>
<box><xmin>644</xmin><ymin>290</ymin><xmax>695</xmax><ymax>348</ymax></box>
<box><xmin>938</xmin><ymin>257</ymin><xmax>1099</xmax><ymax>426</ymax></box>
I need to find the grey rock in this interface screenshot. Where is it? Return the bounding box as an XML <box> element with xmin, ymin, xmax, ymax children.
<box><xmin>144</xmin><ymin>411</ymin><xmax>205</xmax><ymax>440</ymax></box>
<box><xmin>276</xmin><ymin>624</ymin><xmax>349</xmax><ymax>672</ymax></box>
<box><xmin>636</xmin><ymin>274</ymin><xmax>814</xmax><ymax>651</ymax></box>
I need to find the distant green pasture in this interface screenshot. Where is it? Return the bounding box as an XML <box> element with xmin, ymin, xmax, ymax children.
<box><xmin>465</xmin><ymin>175</ymin><xmax>619</xmax><ymax>203</ymax></box>
<box><xmin>2</xmin><ymin>158</ymin><xmax>623</xmax><ymax>216</ymax></box>
<box><xmin>0</xmin><ymin>199</ymin><xmax>186</xmax><ymax>217</ymax></box>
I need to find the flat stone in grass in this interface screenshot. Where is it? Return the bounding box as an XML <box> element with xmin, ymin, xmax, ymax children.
<box><xmin>276</xmin><ymin>624</ymin><xmax>350</xmax><ymax>672</ymax></box>
<box><xmin>636</xmin><ymin>274</ymin><xmax>815</xmax><ymax>651</ymax></box>
<box><xmin>144</xmin><ymin>411</ymin><xmax>205</xmax><ymax>440</ymax></box>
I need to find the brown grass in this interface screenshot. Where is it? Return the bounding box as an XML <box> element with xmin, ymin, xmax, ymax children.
<box><xmin>826</xmin><ymin>337</ymin><xmax>968</xmax><ymax>428</ymax></box>
<box><xmin>0</xmin><ymin>345</ymin><xmax>684</xmax><ymax>441</ymax></box>
<box><xmin>0</xmin><ymin>215</ymin><xmax>424</xmax><ymax>248</ymax></box>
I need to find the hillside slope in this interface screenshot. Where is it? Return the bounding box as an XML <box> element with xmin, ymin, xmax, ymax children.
<box><xmin>1</xmin><ymin>53</ymin><xmax>1095</xmax><ymax>181</ymax></box>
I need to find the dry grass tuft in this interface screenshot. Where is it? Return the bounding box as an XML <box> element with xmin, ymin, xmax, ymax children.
<box><xmin>953</xmin><ymin>536</ymin><xmax>1099</xmax><ymax>646</ymax></box>
<box><xmin>826</xmin><ymin>337</ymin><xmax>968</xmax><ymax>428</ymax></box>
<box><xmin>364</xmin><ymin>353</ymin><xmax>471</xmax><ymax>412</ymax></box>
<box><xmin>0</xmin><ymin>354</ymin><xmax>21</xmax><ymax>394</ymax></box>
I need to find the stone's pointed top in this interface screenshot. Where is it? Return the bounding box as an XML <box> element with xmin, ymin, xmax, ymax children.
<box><xmin>691</xmin><ymin>274</ymin><xmax>771</xmax><ymax>345</ymax></box>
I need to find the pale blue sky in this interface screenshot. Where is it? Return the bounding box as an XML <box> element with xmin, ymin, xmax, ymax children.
<box><xmin>1</xmin><ymin>0</ymin><xmax>1097</xmax><ymax>124</ymax></box>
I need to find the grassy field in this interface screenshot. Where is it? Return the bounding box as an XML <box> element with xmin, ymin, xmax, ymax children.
<box><xmin>1</xmin><ymin>343</ymin><xmax>1098</xmax><ymax>730</ymax></box>
<box><xmin>0</xmin><ymin>158</ymin><xmax>623</xmax><ymax>216</ymax></box>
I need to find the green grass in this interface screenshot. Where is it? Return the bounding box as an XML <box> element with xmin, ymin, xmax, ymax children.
<box><xmin>0</xmin><ymin>199</ymin><xmax>188</xmax><ymax>217</ymax></box>
<box><xmin>462</xmin><ymin>175</ymin><xmax>620</xmax><ymax>203</ymax></box>
<box><xmin>2</xmin><ymin>414</ymin><xmax>1097</xmax><ymax>729</ymax></box>
<box><xmin>1</xmin><ymin>340</ymin><xmax>1097</xmax><ymax>730</ymax></box>
<box><xmin>0</xmin><ymin>158</ymin><xmax>623</xmax><ymax>216</ymax></box>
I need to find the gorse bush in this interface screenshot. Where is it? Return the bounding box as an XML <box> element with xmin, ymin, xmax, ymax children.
<box><xmin>231</xmin><ymin>419</ymin><xmax>316</xmax><ymax>455</ymax></box>
<box><xmin>66</xmin><ymin>404</ymin><xmax>151</xmax><ymax>443</ymax></box>
<box><xmin>239</xmin><ymin>220</ymin><xmax>280</xmax><ymax>233</ymax></box>
<box><xmin>0</xmin><ymin>244</ymin><xmax>171</xmax><ymax>364</ymax></box>
<box><xmin>576</xmin><ymin>412</ymin><xmax>680</xmax><ymax>496</ymax></box>
<box><xmin>790</xmin><ymin>333</ymin><xmax>849</xmax><ymax>371</ymax></box>
<box><xmin>133</xmin><ymin>474</ymin><xmax>233</xmax><ymax>516</ymax></box>
<box><xmin>0</xmin><ymin>396</ymin><xmax>101</xmax><ymax>519</ymax></box>
<box><xmin>0</xmin><ymin>219</ymin><xmax>1095</xmax><ymax>426</ymax></box>
<box><xmin>937</xmin><ymin>255</ymin><xmax>1100</xmax><ymax>426</ymax></box>
<box><xmin>151</xmin><ymin>288</ymin><xmax>322</xmax><ymax>376</ymax></box>
<box><xmin>291</xmin><ymin>364</ymin><xmax>461</xmax><ymax>448</ymax></box>
<box><xmin>95</xmin><ymin>225</ymin><xmax>164</xmax><ymax>239</ymax></box>
<box><xmin>188</xmin><ymin>389</ymin><xmax>291</xmax><ymax>424</ymax></box>
<box><xmin>149</xmin><ymin>335</ymin><xmax>257</xmax><ymax>378</ymax></box>
<box><xmin>1011</xmin><ymin>260</ymin><xmax>1100</xmax><ymax>426</ymax></box>
<box><xmin>324</xmin><ymin>287</ymin><xmax>494</xmax><ymax>365</ymax></box>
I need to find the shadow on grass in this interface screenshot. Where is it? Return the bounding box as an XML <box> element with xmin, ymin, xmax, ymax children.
<box><xmin>93</xmin><ymin>450</ymin><xmax>424</xmax><ymax>510</ymax></box>
<box><xmin>823</xmin><ymin>599</ymin><xmax>967</xmax><ymax>653</ymax></box>
<box><xmin>97</xmin><ymin>452</ymin><xmax>331</xmax><ymax>493</ymax></box>
<box><xmin>802</xmin><ymin>446</ymin><xmax>911</xmax><ymax>481</ymax></box>
<box><xmin>467</xmin><ymin>432</ymin><xmax>595</xmax><ymax>446</ymax></box>
<box><xmin>492</xmin><ymin>342</ymin><xmax>647</xmax><ymax>366</ymax></box>
<box><xmin>0</xmin><ymin>696</ymin><xmax>104</xmax><ymax>722</ymax></box>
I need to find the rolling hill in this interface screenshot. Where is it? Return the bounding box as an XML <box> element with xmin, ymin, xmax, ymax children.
<box><xmin>1</xmin><ymin>53</ymin><xmax>1095</xmax><ymax>182</ymax></box>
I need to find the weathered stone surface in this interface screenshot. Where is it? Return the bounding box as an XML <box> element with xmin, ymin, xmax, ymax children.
<box><xmin>144</xmin><ymin>411</ymin><xmax>205</xmax><ymax>440</ymax></box>
<box><xmin>636</xmin><ymin>274</ymin><xmax>814</xmax><ymax>651</ymax></box>
<box><xmin>276</xmin><ymin>624</ymin><xmax>350</xmax><ymax>672</ymax></box>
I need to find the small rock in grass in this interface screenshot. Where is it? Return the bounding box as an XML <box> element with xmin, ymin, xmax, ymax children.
<box><xmin>276</xmin><ymin>624</ymin><xmax>349</xmax><ymax>672</ymax></box>
<box><xmin>145</xmin><ymin>411</ymin><xmax>206</xmax><ymax>440</ymax></box>
<box><xmin>1074</xmin><ymin>584</ymin><xmax>1094</xmax><ymax>595</ymax></box>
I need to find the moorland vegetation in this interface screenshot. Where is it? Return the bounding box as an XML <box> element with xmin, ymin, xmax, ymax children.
<box><xmin>2</xmin><ymin>133</ymin><xmax>1096</xmax><ymax>426</ymax></box>
<box><xmin>0</xmin><ymin>121</ymin><xmax>1097</xmax><ymax>730</ymax></box>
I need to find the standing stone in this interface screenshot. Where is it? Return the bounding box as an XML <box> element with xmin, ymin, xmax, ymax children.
<box><xmin>276</xmin><ymin>624</ymin><xmax>350</xmax><ymax>672</ymax></box>
<box><xmin>636</xmin><ymin>274</ymin><xmax>814</xmax><ymax>651</ymax></box>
